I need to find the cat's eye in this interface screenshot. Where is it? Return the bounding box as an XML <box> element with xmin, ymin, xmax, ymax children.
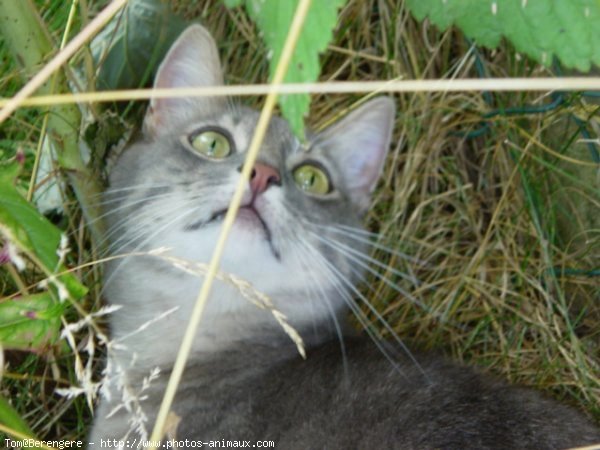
<box><xmin>293</xmin><ymin>164</ymin><xmax>331</xmax><ymax>195</ymax></box>
<box><xmin>189</xmin><ymin>129</ymin><xmax>232</xmax><ymax>159</ymax></box>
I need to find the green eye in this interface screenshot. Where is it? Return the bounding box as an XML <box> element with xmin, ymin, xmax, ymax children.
<box><xmin>190</xmin><ymin>130</ymin><xmax>231</xmax><ymax>158</ymax></box>
<box><xmin>293</xmin><ymin>164</ymin><xmax>331</xmax><ymax>195</ymax></box>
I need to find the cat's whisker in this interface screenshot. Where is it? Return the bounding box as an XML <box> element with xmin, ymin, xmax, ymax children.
<box><xmin>306</xmin><ymin>229</ymin><xmax>426</xmax><ymax>308</ymax></box>
<box><xmin>294</xmin><ymin>236</ymin><xmax>420</xmax><ymax>368</ymax></box>
<box><xmin>98</xmin><ymin>188</ymin><xmax>215</xmax><ymax>257</ymax></box>
<box><xmin>100</xmin><ymin>204</ymin><xmax>201</xmax><ymax>292</ymax></box>
<box><xmin>313</xmin><ymin>231</ymin><xmax>462</xmax><ymax>329</ymax></box>
<box><xmin>84</xmin><ymin>183</ymin><xmax>176</xmax><ymax>210</ymax></box>
<box><xmin>81</xmin><ymin>187</ymin><xmax>191</xmax><ymax>249</ymax></box>
<box><xmin>327</xmin><ymin>234</ymin><xmax>422</xmax><ymax>287</ymax></box>
<box><xmin>105</xmin><ymin>203</ymin><xmax>189</xmax><ymax>257</ymax></box>
<box><xmin>94</xmin><ymin>190</ymin><xmax>172</xmax><ymax>208</ymax></box>
<box><xmin>99</xmin><ymin>181</ymin><xmax>222</xmax><ymax>209</ymax></box>
<box><xmin>99</xmin><ymin>180</ymin><xmax>230</xmax><ymax>258</ymax></box>
<box><xmin>225</xmin><ymin>97</ymin><xmax>241</xmax><ymax>118</ymax></box>
<box><xmin>96</xmin><ymin>202</ymin><xmax>180</xmax><ymax>257</ymax></box>
<box><xmin>296</xmin><ymin>238</ymin><xmax>429</xmax><ymax>382</ymax></box>
<box><xmin>311</xmin><ymin>226</ymin><xmax>428</xmax><ymax>300</ymax></box>
<box><xmin>317</xmin><ymin>223</ymin><xmax>428</xmax><ymax>267</ymax></box>
<box><xmin>96</xmin><ymin>183</ymin><xmax>175</xmax><ymax>196</ymax></box>
<box><xmin>289</xmin><ymin>238</ymin><xmax>349</xmax><ymax>375</ymax></box>
<box><xmin>80</xmin><ymin>191</ymin><xmax>181</xmax><ymax>245</ymax></box>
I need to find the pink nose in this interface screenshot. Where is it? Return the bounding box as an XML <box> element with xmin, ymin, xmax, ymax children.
<box><xmin>250</xmin><ymin>163</ymin><xmax>281</xmax><ymax>195</ymax></box>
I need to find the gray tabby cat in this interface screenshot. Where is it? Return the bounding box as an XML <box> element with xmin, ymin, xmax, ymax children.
<box><xmin>90</xmin><ymin>24</ymin><xmax>600</xmax><ymax>449</ymax></box>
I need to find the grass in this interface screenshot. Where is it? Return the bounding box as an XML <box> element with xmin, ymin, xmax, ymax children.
<box><xmin>0</xmin><ymin>0</ymin><xmax>598</xmax><ymax>443</ymax></box>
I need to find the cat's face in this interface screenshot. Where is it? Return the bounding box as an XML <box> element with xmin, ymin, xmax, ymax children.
<box><xmin>105</xmin><ymin>25</ymin><xmax>394</xmax><ymax>328</ymax></box>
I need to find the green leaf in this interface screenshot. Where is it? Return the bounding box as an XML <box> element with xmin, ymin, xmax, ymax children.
<box><xmin>0</xmin><ymin>163</ymin><xmax>87</xmax><ymax>300</ymax></box>
<box><xmin>405</xmin><ymin>0</ymin><xmax>600</xmax><ymax>72</ymax></box>
<box><xmin>92</xmin><ymin>0</ymin><xmax>189</xmax><ymax>91</ymax></box>
<box><xmin>0</xmin><ymin>395</ymin><xmax>36</xmax><ymax>442</ymax></box>
<box><xmin>240</xmin><ymin>0</ymin><xmax>345</xmax><ymax>138</ymax></box>
<box><xmin>0</xmin><ymin>293</ymin><xmax>64</xmax><ymax>352</ymax></box>
<box><xmin>0</xmin><ymin>160</ymin><xmax>21</xmax><ymax>185</ymax></box>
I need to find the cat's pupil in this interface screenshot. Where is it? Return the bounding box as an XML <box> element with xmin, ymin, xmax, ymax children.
<box><xmin>206</xmin><ymin>137</ymin><xmax>217</xmax><ymax>154</ymax></box>
<box><xmin>189</xmin><ymin>130</ymin><xmax>231</xmax><ymax>158</ymax></box>
<box><xmin>293</xmin><ymin>164</ymin><xmax>330</xmax><ymax>195</ymax></box>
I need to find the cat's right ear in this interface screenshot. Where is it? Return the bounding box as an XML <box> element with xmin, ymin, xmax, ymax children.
<box><xmin>143</xmin><ymin>24</ymin><xmax>225</xmax><ymax>137</ymax></box>
<box><xmin>315</xmin><ymin>97</ymin><xmax>395</xmax><ymax>214</ymax></box>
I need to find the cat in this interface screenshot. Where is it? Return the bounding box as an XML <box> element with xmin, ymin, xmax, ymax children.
<box><xmin>90</xmin><ymin>24</ymin><xmax>600</xmax><ymax>449</ymax></box>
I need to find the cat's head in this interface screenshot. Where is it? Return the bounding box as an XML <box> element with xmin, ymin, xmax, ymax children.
<box><xmin>107</xmin><ymin>24</ymin><xmax>394</xmax><ymax>330</ymax></box>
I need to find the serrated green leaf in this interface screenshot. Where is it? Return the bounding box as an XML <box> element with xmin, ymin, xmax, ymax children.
<box><xmin>0</xmin><ymin>292</ymin><xmax>65</xmax><ymax>351</ymax></box>
<box><xmin>553</xmin><ymin>1</ymin><xmax>592</xmax><ymax>70</ymax></box>
<box><xmin>0</xmin><ymin>165</ymin><xmax>87</xmax><ymax>300</ymax></box>
<box><xmin>454</xmin><ymin>2</ymin><xmax>503</xmax><ymax>48</ymax></box>
<box><xmin>405</xmin><ymin>0</ymin><xmax>600</xmax><ymax>71</ymax></box>
<box><xmin>0</xmin><ymin>395</ymin><xmax>36</xmax><ymax>443</ymax></box>
<box><xmin>241</xmin><ymin>0</ymin><xmax>345</xmax><ymax>138</ymax></box>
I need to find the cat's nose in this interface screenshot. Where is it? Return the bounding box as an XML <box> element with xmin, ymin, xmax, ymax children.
<box><xmin>249</xmin><ymin>162</ymin><xmax>281</xmax><ymax>195</ymax></box>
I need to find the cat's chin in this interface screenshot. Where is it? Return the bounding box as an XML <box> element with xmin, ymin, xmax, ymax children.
<box><xmin>185</xmin><ymin>204</ymin><xmax>280</xmax><ymax>260</ymax></box>
<box><xmin>235</xmin><ymin>206</ymin><xmax>280</xmax><ymax>256</ymax></box>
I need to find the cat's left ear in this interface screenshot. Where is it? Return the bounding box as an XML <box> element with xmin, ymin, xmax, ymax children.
<box><xmin>144</xmin><ymin>24</ymin><xmax>226</xmax><ymax>137</ymax></box>
<box><xmin>316</xmin><ymin>97</ymin><xmax>395</xmax><ymax>213</ymax></box>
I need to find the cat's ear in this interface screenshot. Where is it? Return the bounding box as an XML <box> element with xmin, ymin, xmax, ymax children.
<box><xmin>144</xmin><ymin>24</ymin><xmax>225</xmax><ymax>137</ymax></box>
<box><xmin>316</xmin><ymin>97</ymin><xmax>395</xmax><ymax>213</ymax></box>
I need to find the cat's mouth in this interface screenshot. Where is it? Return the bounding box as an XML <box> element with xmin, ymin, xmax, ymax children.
<box><xmin>186</xmin><ymin>205</ymin><xmax>280</xmax><ymax>259</ymax></box>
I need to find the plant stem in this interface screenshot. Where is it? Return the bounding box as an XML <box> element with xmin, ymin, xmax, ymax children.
<box><xmin>0</xmin><ymin>0</ymin><xmax>106</xmax><ymax>245</ymax></box>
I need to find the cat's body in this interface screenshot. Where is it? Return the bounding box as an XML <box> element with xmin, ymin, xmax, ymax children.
<box><xmin>95</xmin><ymin>336</ymin><xmax>599</xmax><ymax>449</ymax></box>
<box><xmin>91</xmin><ymin>25</ymin><xmax>600</xmax><ymax>449</ymax></box>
